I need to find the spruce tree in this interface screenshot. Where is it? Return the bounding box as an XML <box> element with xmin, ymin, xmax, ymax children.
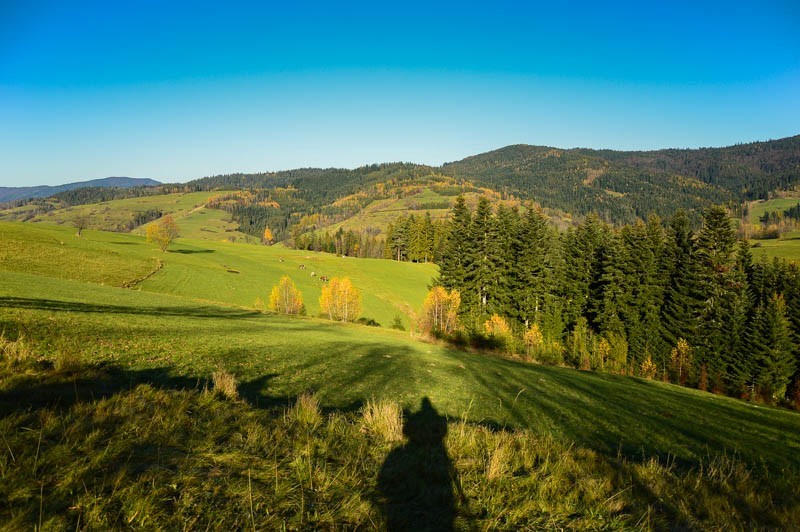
<box><xmin>515</xmin><ymin>205</ymin><xmax>557</xmax><ymax>328</ymax></box>
<box><xmin>594</xmin><ymin>231</ymin><xmax>627</xmax><ymax>338</ymax></box>
<box><xmin>561</xmin><ymin>213</ymin><xmax>608</xmax><ymax>330</ymax></box>
<box><xmin>492</xmin><ymin>205</ymin><xmax>521</xmax><ymax>320</ymax></box>
<box><xmin>660</xmin><ymin>211</ymin><xmax>702</xmax><ymax>353</ymax></box>
<box><xmin>464</xmin><ymin>197</ymin><xmax>497</xmax><ymax>327</ymax></box>
<box><xmin>437</xmin><ymin>196</ymin><xmax>471</xmax><ymax>290</ymax></box>
<box><xmin>752</xmin><ymin>294</ymin><xmax>795</xmax><ymax>401</ymax></box>
<box><xmin>694</xmin><ymin>206</ymin><xmax>739</xmax><ymax>383</ymax></box>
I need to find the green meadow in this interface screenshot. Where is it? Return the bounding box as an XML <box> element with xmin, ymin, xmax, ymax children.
<box><xmin>748</xmin><ymin>196</ymin><xmax>800</xmax><ymax>223</ymax></box>
<box><xmin>1</xmin><ymin>220</ymin><xmax>800</xmax><ymax>528</ymax></box>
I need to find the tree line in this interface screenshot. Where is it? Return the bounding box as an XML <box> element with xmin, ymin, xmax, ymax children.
<box><xmin>433</xmin><ymin>196</ymin><xmax>800</xmax><ymax>404</ymax></box>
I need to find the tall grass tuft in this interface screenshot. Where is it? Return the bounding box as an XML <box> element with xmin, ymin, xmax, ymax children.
<box><xmin>0</xmin><ymin>333</ymin><xmax>34</xmax><ymax>367</ymax></box>
<box><xmin>360</xmin><ymin>398</ymin><xmax>403</xmax><ymax>443</ymax></box>
<box><xmin>212</xmin><ymin>369</ymin><xmax>239</xmax><ymax>400</ymax></box>
<box><xmin>289</xmin><ymin>392</ymin><xmax>323</xmax><ymax>429</ymax></box>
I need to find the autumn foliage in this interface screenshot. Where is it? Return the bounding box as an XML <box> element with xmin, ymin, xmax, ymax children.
<box><xmin>484</xmin><ymin>314</ymin><xmax>513</xmax><ymax>351</ymax></box>
<box><xmin>319</xmin><ymin>277</ymin><xmax>361</xmax><ymax>322</ymax></box>
<box><xmin>420</xmin><ymin>286</ymin><xmax>460</xmax><ymax>335</ymax></box>
<box><xmin>263</xmin><ymin>227</ymin><xmax>274</xmax><ymax>245</ymax></box>
<box><xmin>269</xmin><ymin>276</ymin><xmax>304</xmax><ymax>315</ymax></box>
<box><xmin>146</xmin><ymin>215</ymin><xmax>179</xmax><ymax>251</ymax></box>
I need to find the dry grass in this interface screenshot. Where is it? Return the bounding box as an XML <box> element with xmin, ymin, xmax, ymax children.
<box><xmin>212</xmin><ymin>369</ymin><xmax>239</xmax><ymax>400</ymax></box>
<box><xmin>288</xmin><ymin>392</ymin><xmax>323</xmax><ymax>428</ymax></box>
<box><xmin>360</xmin><ymin>398</ymin><xmax>404</xmax><ymax>443</ymax></box>
<box><xmin>0</xmin><ymin>333</ymin><xmax>34</xmax><ymax>367</ymax></box>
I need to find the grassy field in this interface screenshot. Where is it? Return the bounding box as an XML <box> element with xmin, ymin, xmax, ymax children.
<box><xmin>748</xmin><ymin>195</ymin><xmax>800</xmax><ymax>223</ymax></box>
<box><xmin>752</xmin><ymin>230</ymin><xmax>800</xmax><ymax>262</ymax></box>
<box><xmin>2</xmin><ymin>221</ymin><xmax>800</xmax><ymax>528</ymax></box>
<box><xmin>2</xmin><ymin>269</ymin><xmax>800</xmax><ymax>472</ymax></box>
<box><xmin>0</xmin><ymin>221</ymin><xmax>435</xmax><ymax>328</ymax></box>
<box><xmin>0</xmin><ymin>191</ymin><xmax>257</xmax><ymax>243</ymax></box>
<box><xmin>742</xmin><ymin>196</ymin><xmax>800</xmax><ymax>262</ymax></box>
<box><xmin>159</xmin><ymin>205</ymin><xmax>257</xmax><ymax>242</ymax></box>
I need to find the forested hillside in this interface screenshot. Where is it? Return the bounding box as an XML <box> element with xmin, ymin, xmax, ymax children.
<box><xmin>194</xmin><ymin>135</ymin><xmax>800</xmax><ymax>239</ymax></box>
<box><xmin>442</xmin><ymin>145</ymin><xmax>730</xmax><ymax>222</ymax></box>
<box><xmin>595</xmin><ymin>135</ymin><xmax>800</xmax><ymax>199</ymax></box>
<box><xmin>4</xmin><ymin>136</ymin><xmax>799</xmax><ymax>253</ymax></box>
<box><xmin>432</xmin><ymin>198</ymin><xmax>800</xmax><ymax>405</ymax></box>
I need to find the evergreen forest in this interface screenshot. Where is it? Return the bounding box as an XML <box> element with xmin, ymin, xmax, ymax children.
<box><xmin>435</xmin><ymin>197</ymin><xmax>800</xmax><ymax>405</ymax></box>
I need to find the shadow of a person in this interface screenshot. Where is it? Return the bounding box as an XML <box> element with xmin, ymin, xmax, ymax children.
<box><xmin>377</xmin><ymin>397</ymin><xmax>457</xmax><ymax>531</ymax></box>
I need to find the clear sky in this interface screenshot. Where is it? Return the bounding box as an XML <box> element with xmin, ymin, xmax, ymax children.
<box><xmin>1</xmin><ymin>0</ymin><xmax>798</xmax><ymax>186</ymax></box>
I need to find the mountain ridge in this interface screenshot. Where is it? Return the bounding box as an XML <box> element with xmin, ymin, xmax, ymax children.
<box><xmin>0</xmin><ymin>177</ymin><xmax>162</xmax><ymax>203</ymax></box>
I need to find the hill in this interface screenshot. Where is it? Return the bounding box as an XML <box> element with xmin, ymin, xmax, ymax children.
<box><xmin>3</xmin><ymin>136</ymin><xmax>799</xmax><ymax>252</ymax></box>
<box><xmin>1</xmin><ymin>221</ymin><xmax>799</xmax><ymax>527</ymax></box>
<box><xmin>180</xmin><ymin>135</ymin><xmax>800</xmax><ymax>244</ymax></box>
<box><xmin>0</xmin><ymin>176</ymin><xmax>161</xmax><ymax>203</ymax></box>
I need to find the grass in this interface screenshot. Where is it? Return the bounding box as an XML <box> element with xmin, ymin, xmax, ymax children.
<box><xmin>2</xmin><ymin>220</ymin><xmax>800</xmax><ymax>527</ymax></box>
<box><xmin>0</xmin><ymin>221</ymin><xmax>435</xmax><ymax>327</ymax></box>
<box><xmin>20</xmin><ymin>191</ymin><xmax>214</xmax><ymax>230</ymax></box>
<box><xmin>317</xmin><ymin>187</ymin><xmax>507</xmax><ymax>236</ymax></box>
<box><xmin>746</xmin><ymin>196</ymin><xmax>800</xmax><ymax>262</ymax></box>
<box><xmin>0</xmin><ymin>190</ymin><xmax>259</xmax><ymax>243</ymax></box>
<box><xmin>748</xmin><ymin>195</ymin><xmax>800</xmax><ymax>223</ymax></box>
<box><xmin>162</xmin><ymin>205</ymin><xmax>256</xmax><ymax>242</ymax></box>
<box><xmin>2</xmin><ymin>269</ymin><xmax>799</xmax><ymax>474</ymax></box>
<box><xmin>0</xmin><ymin>359</ymin><xmax>796</xmax><ymax>529</ymax></box>
<box><xmin>752</xmin><ymin>229</ymin><xmax>800</xmax><ymax>262</ymax></box>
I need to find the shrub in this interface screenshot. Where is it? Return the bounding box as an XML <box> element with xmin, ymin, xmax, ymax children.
<box><xmin>640</xmin><ymin>355</ymin><xmax>658</xmax><ymax>380</ymax></box>
<box><xmin>390</xmin><ymin>315</ymin><xmax>406</xmax><ymax>331</ymax></box>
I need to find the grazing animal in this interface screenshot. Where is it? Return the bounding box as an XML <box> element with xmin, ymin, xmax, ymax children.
<box><xmin>299</xmin><ymin>264</ymin><xmax>305</xmax><ymax>270</ymax></box>
<box><xmin>319</xmin><ymin>275</ymin><xmax>329</xmax><ymax>282</ymax></box>
<box><xmin>310</xmin><ymin>271</ymin><xmax>316</xmax><ymax>277</ymax></box>
<box><xmin>279</xmin><ymin>258</ymin><xmax>284</xmax><ymax>263</ymax></box>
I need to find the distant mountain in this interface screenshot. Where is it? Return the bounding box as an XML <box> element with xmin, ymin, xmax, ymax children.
<box><xmin>0</xmin><ymin>177</ymin><xmax>162</xmax><ymax>203</ymax></box>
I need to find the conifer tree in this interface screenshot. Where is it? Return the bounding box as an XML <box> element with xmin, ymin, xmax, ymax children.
<box><xmin>561</xmin><ymin>213</ymin><xmax>608</xmax><ymax>329</ymax></box>
<box><xmin>694</xmin><ymin>206</ymin><xmax>739</xmax><ymax>381</ymax></box>
<box><xmin>464</xmin><ymin>197</ymin><xmax>497</xmax><ymax>327</ymax></box>
<box><xmin>752</xmin><ymin>294</ymin><xmax>795</xmax><ymax>400</ymax></box>
<box><xmin>514</xmin><ymin>205</ymin><xmax>556</xmax><ymax>328</ymax></box>
<box><xmin>437</xmin><ymin>196</ymin><xmax>472</xmax><ymax>291</ymax></box>
<box><xmin>594</xmin><ymin>232</ymin><xmax>627</xmax><ymax>337</ymax></box>
<box><xmin>491</xmin><ymin>205</ymin><xmax>521</xmax><ymax>320</ymax></box>
<box><xmin>660</xmin><ymin>211</ymin><xmax>702</xmax><ymax>353</ymax></box>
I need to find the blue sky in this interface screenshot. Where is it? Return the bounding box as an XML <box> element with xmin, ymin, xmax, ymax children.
<box><xmin>1</xmin><ymin>0</ymin><xmax>798</xmax><ymax>186</ymax></box>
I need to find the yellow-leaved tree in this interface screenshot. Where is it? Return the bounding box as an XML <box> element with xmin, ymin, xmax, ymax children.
<box><xmin>263</xmin><ymin>227</ymin><xmax>274</xmax><ymax>245</ymax></box>
<box><xmin>669</xmin><ymin>338</ymin><xmax>693</xmax><ymax>384</ymax></box>
<box><xmin>420</xmin><ymin>286</ymin><xmax>460</xmax><ymax>335</ymax></box>
<box><xmin>484</xmin><ymin>314</ymin><xmax>513</xmax><ymax>352</ymax></box>
<box><xmin>523</xmin><ymin>323</ymin><xmax>544</xmax><ymax>357</ymax></box>
<box><xmin>269</xmin><ymin>275</ymin><xmax>304</xmax><ymax>315</ymax></box>
<box><xmin>146</xmin><ymin>215</ymin><xmax>180</xmax><ymax>252</ymax></box>
<box><xmin>319</xmin><ymin>277</ymin><xmax>361</xmax><ymax>322</ymax></box>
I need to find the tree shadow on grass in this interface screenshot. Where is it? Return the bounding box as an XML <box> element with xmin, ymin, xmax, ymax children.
<box><xmin>168</xmin><ymin>249</ymin><xmax>215</xmax><ymax>254</ymax></box>
<box><xmin>377</xmin><ymin>397</ymin><xmax>460</xmax><ymax>532</ymax></box>
<box><xmin>0</xmin><ymin>297</ymin><xmax>261</xmax><ymax>319</ymax></box>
